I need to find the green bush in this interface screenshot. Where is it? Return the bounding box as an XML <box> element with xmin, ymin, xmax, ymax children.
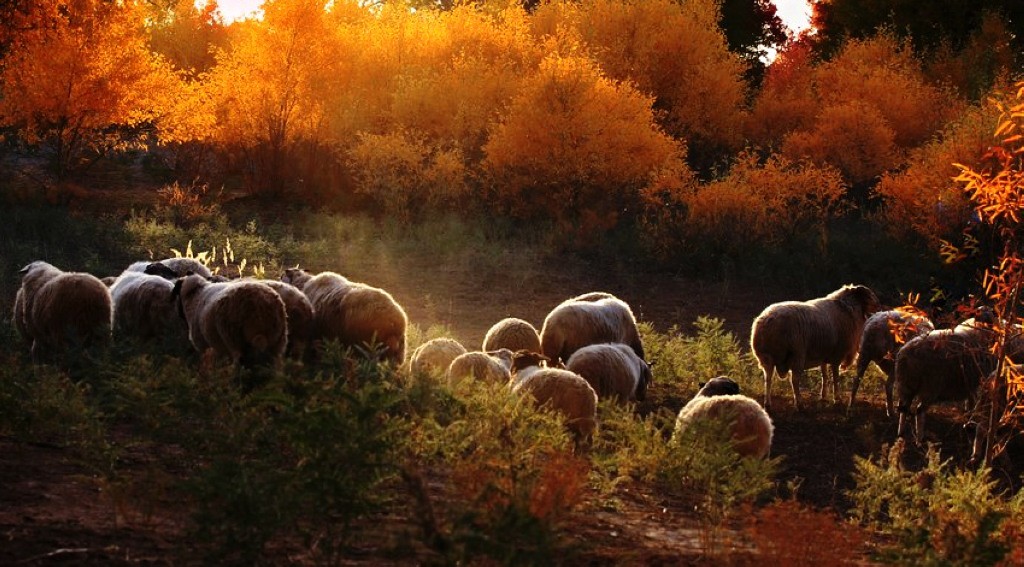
<box><xmin>414</xmin><ymin>380</ymin><xmax>586</xmax><ymax>564</ymax></box>
<box><xmin>640</xmin><ymin>317</ymin><xmax>762</xmax><ymax>407</ymax></box>
<box><xmin>849</xmin><ymin>441</ymin><xmax>1022</xmax><ymax>565</ymax></box>
<box><xmin>590</xmin><ymin>398</ymin><xmax>777</xmax><ymax>553</ymax></box>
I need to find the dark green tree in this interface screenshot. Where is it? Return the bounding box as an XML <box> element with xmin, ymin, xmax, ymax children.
<box><xmin>719</xmin><ymin>0</ymin><xmax>788</xmax><ymax>86</ymax></box>
<box><xmin>810</xmin><ymin>0</ymin><xmax>1024</xmax><ymax>57</ymax></box>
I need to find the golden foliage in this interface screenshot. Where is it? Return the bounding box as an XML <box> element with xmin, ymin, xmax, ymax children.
<box><xmin>0</xmin><ymin>0</ymin><xmax>179</xmax><ymax>177</ymax></box>
<box><xmin>533</xmin><ymin>0</ymin><xmax>747</xmax><ymax>156</ymax></box>
<box><xmin>875</xmin><ymin>97</ymin><xmax>1003</xmax><ymax>245</ymax></box>
<box><xmin>781</xmin><ymin>101</ymin><xmax>899</xmax><ymax>185</ymax></box>
<box><xmin>745</xmin><ymin>40</ymin><xmax>817</xmax><ymax>146</ymax></box>
<box><xmin>683</xmin><ymin>151</ymin><xmax>848</xmax><ymax>254</ymax></box>
<box><xmin>482</xmin><ymin>52</ymin><xmax>686</xmax><ymax>239</ymax></box>
<box><xmin>752</xmin><ymin>32</ymin><xmax>964</xmax><ymax>185</ymax></box>
<box><xmin>348</xmin><ymin>130</ymin><xmax>470</xmax><ymax>220</ymax></box>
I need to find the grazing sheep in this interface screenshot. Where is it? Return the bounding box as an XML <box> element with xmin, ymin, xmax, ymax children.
<box><xmin>171</xmin><ymin>274</ymin><xmax>287</xmax><ymax>368</ymax></box>
<box><xmin>482</xmin><ymin>317</ymin><xmax>542</xmax><ymax>353</ymax></box>
<box><xmin>282</xmin><ymin>268</ymin><xmax>408</xmax><ymax>364</ymax></box>
<box><xmin>565</xmin><ymin>343</ymin><xmax>652</xmax><ymax>402</ymax></box>
<box><xmin>109</xmin><ymin>270</ymin><xmax>185</xmax><ymax>343</ymax></box>
<box><xmin>446</xmin><ymin>348</ymin><xmax>514</xmax><ymax>386</ymax></box>
<box><xmin>134</xmin><ymin>257</ymin><xmax>213</xmax><ymax>279</ymax></box>
<box><xmin>16</xmin><ymin>261</ymin><xmax>112</xmax><ymax>360</ymax></box>
<box><xmin>894</xmin><ymin>321</ymin><xmax>999</xmax><ymax>445</ymax></box>
<box><xmin>539</xmin><ymin>292</ymin><xmax>645</xmax><ymax>365</ymax></box>
<box><xmin>750</xmin><ymin>284</ymin><xmax>881</xmax><ymax>411</ymax></box>
<box><xmin>674</xmin><ymin>376</ymin><xmax>774</xmax><ymax>459</ymax></box>
<box><xmin>262</xmin><ymin>280</ymin><xmax>315</xmax><ymax>360</ymax></box>
<box><xmin>510</xmin><ymin>350</ymin><xmax>599</xmax><ymax>447</ymax></box>
<box><xmin>693</xmin><ymin>375</ymin><xmax>741</xmax><ymax>397</ymax></box>
<box><xmin>409</xmin><ymin>337</ymin><xmax>467</xmax><ymax>376</ymax></box>
<box><xmin>849</xmin><ymin>310</ymin><xmax>935</xmax><ymax>416</ymax></box>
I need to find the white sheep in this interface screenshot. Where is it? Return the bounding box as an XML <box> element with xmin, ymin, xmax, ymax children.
<box><xmin>565</xmin><ymin>342</ymin><xmax>652</xmax><ymax>403</ymax></box>
<box><xmin>15</xmin><ymin>261</ymin><xmax>112</xmax><ymax>360</ymax></box>
<box><xmin>539</xmin><ymin>292</ymin><xmax>645</xmax><ymax>365</ymax></box>
<box><xmin>446</xmin><ymin>348</ymin><xmax>514</xmax><ymax>386</ymax></box>
<box><xmin>750</xmin><ymin>284</ymin><xmax>881</xmax><ymax>411</ymax></box>
<box><xmin>673</xmin><ymin>376</ymin><xmax>774</xmax><ymax>459</ymax></box>
<box><xmin>409</xmin><ymin>337</ymin><xmax>467</xmax><ymax>377</ymax></box>
<box><xmin>510</xmin><ymin>350</ymin><xmax>599</xmax><ymax>447</ymax></box>
<box><xmin>108</xmin><ymin>270</ymin><xmax>185</xmax><ymax>343</ymax></box>
<box><xmin>849</xmin><ymin>309</ymin><xmax>934</xmax><ymax>416</ymax></box>
<box><xmin>282</xmin><ymin>268</ymin><xmax>408</xmax><ymax>364</ymax></box>
<box><xmin>482</xmin><ymin>317</ymin><xmax>542</xmax><ymax>353</ymax></box>
<box><xmin>171</xmin><ymin>274</ymin><xmax>287</xmax><ymax>368</ymax></box>
<box><xmin>262</xmin><ymin>280</ymin><xmax>315</xmax><ymax>360</ymax></box>
<box><xmin>894</xmin><ymin>320</ymin><xmax>999</xmax><ymax>445</ymax></box>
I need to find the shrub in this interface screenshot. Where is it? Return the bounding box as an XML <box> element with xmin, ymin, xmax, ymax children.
<box><xmin>591</xmin><ymin>398</ymin><xmax>777</xmax><ymax>554</ymax></box>
<box><xmin>347</xmin><ymin>130</ymin><xmax>471</xmax><ymax>221</ymax></box>
<box><xmin>874</xmin><ymin>95</ymin><xmax>1004</xmax><ymax>246</ymax></box>
<box><xmin>417</xmin><ymin>380</ymin><xmax>587</xmax><ymax>564</ymax></box>
<box><xmin>482</xmin><ymin>51</ymin><xmax>686</xmax><ymax>244</ymax></box>
<box><xmin>849</xmin><ymin>441</ymin><xmax>1020</xmax><ymax>565</ymax></box>
<box><xmin>743</xmin><ymin>499</ymin><xmax>865</xmax><ymax>566</ymax></box>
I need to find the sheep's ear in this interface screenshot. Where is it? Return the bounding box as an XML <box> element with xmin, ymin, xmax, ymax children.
<box><xmin>18</xmin><ymin>264</ymin><xmax>31</xmax><ymax>275</ymax></box>
<box><xmin>698</xmin><ymin>381</ymin><xmax>706</xmax><ymax>388</ymax></box>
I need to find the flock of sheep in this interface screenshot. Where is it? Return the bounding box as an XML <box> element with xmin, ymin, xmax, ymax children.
<box><xmin>10</xmin><ymin>258</ymin><xmax>1023</xmax><ymax>462</ymax></box>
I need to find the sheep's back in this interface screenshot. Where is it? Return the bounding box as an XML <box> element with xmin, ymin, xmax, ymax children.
<box><xmin>895</xmin><ymin>330</ymin><xmax>994</xmax><ymax>406</ymax></box>
<box><xmin>447</xmin><ymin>351</ymin><xmax>510</xmax><ymax>385</ymax></box>
<box><xmin>541</xmin><ymin>299</ymin><xmax>640</xmax><ymax>362</ymax></box>
<box><xmin>483</xmin><ymin>318</ymin><xmax>541</xmax><ymax>352</ymax></box>
<box><xmin>566</xmin><ymin>344</ymin><xmax>642</xmax><ymax>402</ymax></box>
<box><xmin>31</xmin><ymin>273</ymin><xmax>112</xmax><ymax>348</ymax></box>
<box><xmin>110</xmin><ymin>272</ymin><xmax>179</xmax><ymax>339</ymax></box>
<box><xmin>751</xmin><ymin>300</ymin><xmax>854</xmax><ymax>368</ymax></box>
<box><xmin>337</xmin><ymin>284</ymin><xmax>408</xmax><ymax>362</ymax></box>
<box><xmin>203</xmin><ymin>282</ymin><xmax>287</xmax><ymax>365</ymax></box>
<box><xmin>512</xmin><ymin>368</ymin><xmax>598</xmax><ymax>439</ymax></box>
<box><xmin>411</xmin><ymin>338</ymin><xmax>467</xmax><ymax>376</ymax></box>
<box><xmin>675</xmin><ymin>395</ymin><xmax>773</xmax><ymax>459</ymax></box>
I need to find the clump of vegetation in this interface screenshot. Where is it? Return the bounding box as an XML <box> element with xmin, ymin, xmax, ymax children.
<box><xmin>850</xmin><ymin>441</ymin><xmax>1022</xmax><ymax>565</ymax></box>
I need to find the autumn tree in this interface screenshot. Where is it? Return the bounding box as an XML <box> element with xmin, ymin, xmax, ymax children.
<box><xmin>147</xmin><ymin>0</ymin><xmax>229</xmax><ymax>78</ymax></box>
<box><xmin>482</xmin><ymin>52</ymin><xmax>686</xmax><ymax>243</ymax></box>
<box><xmin>751</xmin><ymin>32</ymin><xmax>962</xmax><ymax>190</ymax></box>
<box><xmin>682</xmin><ymin>151</ymin><xmax>847</xmax><ymax>256</ymax></box>
<box><xmin>951</xmin><ymin>81</ymin><xmax>1024</xmax><ymax>465</ymax></box>
<box><xmin>532</xmin><ymin>0</ymin><xmax>748</xmax><ymax>173</ymax></box>
<box><xmin>811</xmin><ymin>0</ymin><xmax>1024</xmax><ymax>59</ymax></box>
<box><xmin>874</xmin><ymin>96</ymin><xmax>1004</xmax><ymax>246</ymax></box>
<box><xmin>201</xmin><ymin>0</ymin><xmax>355</xmax><ymax>195</ymax></box>
<box><xmin>0</xmin><ymin>0</ymin><xmax>178</xmax><ymax>180</ymax></box>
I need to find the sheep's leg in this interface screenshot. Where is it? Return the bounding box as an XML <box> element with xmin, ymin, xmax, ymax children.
<box><xmin>819</xmin><ymin>364</ymin><xmax>828</xmax><ymax>401</ymax></box>
<box><xmin>762</xmin><ymin>366</ymin><xmax>775</xmax><ymax>411</ymax></box>
<box><xmin>883</xmin><ymin>370</ymin><xmax>895</xmax><ymax>418</ymax></box>
<box><xmin>791</xmin><ymin>368</ymin><xmax>803</xmax><ymax>412</ymax></box>
<box><xmin>849</xmin><ymin>363</ymin><xmax>868</xmax><ymax>414</ymax></box>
